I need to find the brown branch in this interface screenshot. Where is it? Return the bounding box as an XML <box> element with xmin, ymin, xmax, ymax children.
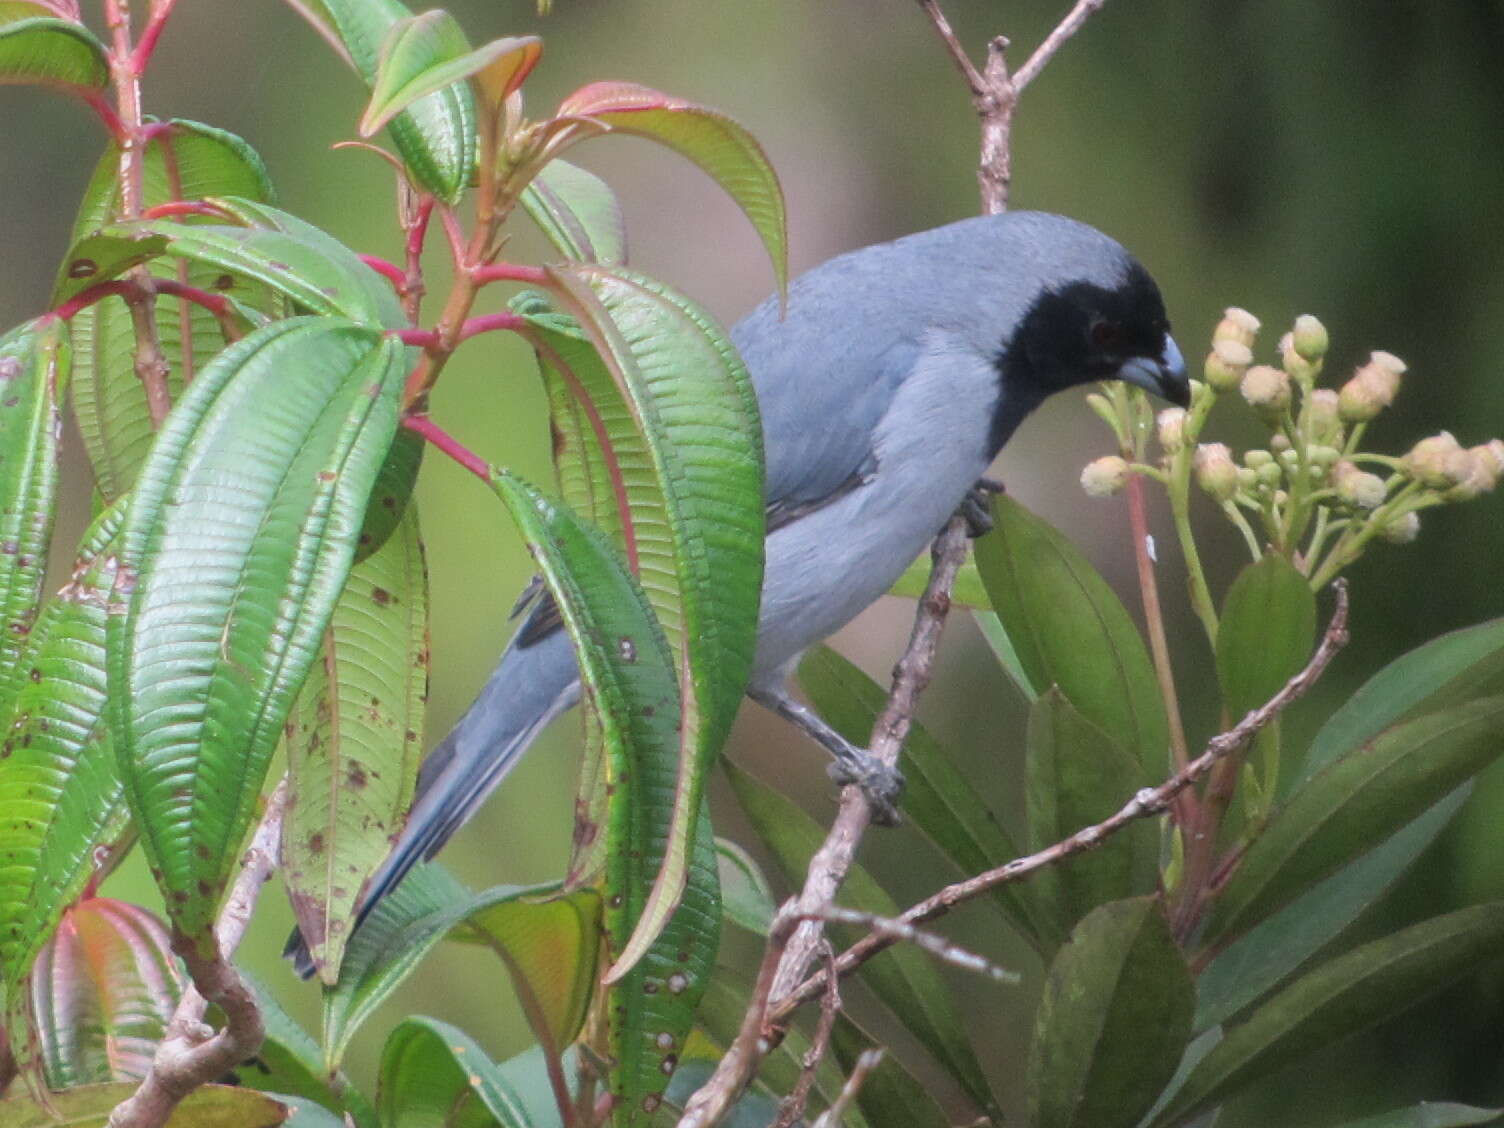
<box><xmin>810</xmin><ymin>1049</ymin><xmax>884</xmax><ymax>1128</ymax></box>
<box><xmin>917</xmin><ymin>0</ymin><xmax>1110</xmax><ymax>214</ymax></box>
<box><xmin>108</xmin><ymin>780</ymin><xmax>288</xmax><ymax>1128</ymax></box>
<box><xmin>772</xmin><ymin>582</ymin><xmax>1350</xmax><ymax>1021</ymax></box>
<box><xmin>770</xmin><ymin>944</ymin><xmax>838</xmax><ymax>1128</ymax></box>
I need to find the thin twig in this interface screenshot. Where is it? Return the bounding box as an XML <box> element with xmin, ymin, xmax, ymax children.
<box><xmin>812</xmin><ymin>906</ymin><xmax>1017</xmax><ymax>984</ymax></box>
<box><xmin>772</xmin><ymin>583</ymin><xmax>1349</xmax><ymax>1020</ymax></box>
<box><xmin>770</xmin><ymin>943</ymin><xmax>838</xmax><ymax>1128</ymax></box>
<box><xmin>810</xmin><ymin>1050</ymin><xmax>884</xmax><ymax>1128</ymax></box>
<box><xmin>108</xmin><ymin>781</ymin><xmax>289</xmax><ymax>1128</ymax></box>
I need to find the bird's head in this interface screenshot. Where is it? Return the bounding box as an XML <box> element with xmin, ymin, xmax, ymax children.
<box><xmin>995</xmin><ymin>218</ymin><xmax>1189</xmax><ymax>409</ymax></box>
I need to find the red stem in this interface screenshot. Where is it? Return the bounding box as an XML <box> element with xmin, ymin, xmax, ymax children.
<box><xmin>359</xmin><ymin>254</ymin><xmax>407</xmax><ymax>289</ymax></box>
<box><xmin>80</xmin><ymin>90</ymin><xmax>127</xmax><ymax>140</ymax></box>
<box><xmin>142</xmin><ymin>200</ymin><xmax>234</xmax><ymax>222</ymax></box>
<box><xmin>129</xmin><ymin>0</ymin><xmax>180</xmax><ymax>76</ymax></box>
<box><xmin>393</xmin><ymin>328</ymin><xmax>440</xmax><ymax>348</ymax></box>
<box><xmin>47</xmin><ymin>280</ymin><xmax>138</xmax><ymax>322</ymax></box>
<box><xmin>472</xmin><ymin>263</ymin><xmax>550</xmax><ymax>286</ymax></box>
<box><xmin>402</xmin><ymin>414</ymin><xmax>492</xmax><ymax>483</ymax></box>
<box><xmin>458</xmin><ymin>312</ymin><xmax>527</xmax><ymax>342</ymax></box>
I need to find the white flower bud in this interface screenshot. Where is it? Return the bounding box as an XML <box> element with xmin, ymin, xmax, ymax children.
<box><xmin>1338</xmin><ymin>351</ymin><xmax>1406</xmax><ymax>422</ymax></box>
<box><xmin>1194</xmin><ymin>443</ymin><xmax>1239</xmax><ymax>501</ymax></box>
<box><xmin>1241</xmin><ymin>365</ymin><xmax>1292</xmax><ymax>417</ymax></box>
<box><xmin>1404</xmin><ymin>432</ymin><xmax>1471</xmax><ymax>489</ymax></box>
<box><xmin>1081</xmin><ymin>456</ymin><xmax>1130</xmax><ymax>498</ymax></box>
<box><xmin>1157</xmin><ymin>408</ymin><xmax>1188</xmax><ymax>453</ymax></box>
<box><xmin>1307</xmin><ymin>388</ymin><xmax>1344</xmax><ymax>446</ymax></box>
<box><xmin>1380</xmin><ymin>511</ymin><xmax>1421</xmax><ymax>544</ymax></box>
<box><xmin>1213</xmin><ymin>307</ymin><xmax>1261</xmax><ymax>350</ymax></box>
<box><xmin>1292</xmin><ymin>314</ymin><xmax>1329</xmax><ymax>362</ymax></box>
<box><xmin>1204</xmin><ymin>340</ymin><xmax>1252</xmax><ymax>394</ymax></box>
<box><xmin>1332</xmin><ymin>460</ymin><xmax>1386</xmax><ymax>509</ymax></box>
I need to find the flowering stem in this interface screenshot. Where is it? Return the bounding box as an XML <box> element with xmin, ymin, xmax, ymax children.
<box><xmin>1167</xmin><ymin>449</ymin><xmax>1220</xmax><ymax>645</ymax></box>
<box><xmin>1221</xmin><ymin>500</ymin><xmax>1263</xmax><ymax>561</ymax></box>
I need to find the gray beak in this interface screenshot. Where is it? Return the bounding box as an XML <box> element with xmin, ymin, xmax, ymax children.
<box><xmin>1115</xmin><ymin>334</ymin><xmax>1190</xmax><ymax>407</ymax></box>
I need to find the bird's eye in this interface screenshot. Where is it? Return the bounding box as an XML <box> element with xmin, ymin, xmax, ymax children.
<box><xmin>1090</xmin><ymin>320</ymin><xmax>1124</xmax><ymax>350</ymax></box>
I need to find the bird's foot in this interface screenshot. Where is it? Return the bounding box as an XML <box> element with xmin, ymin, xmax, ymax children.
<box><xmin>828</xmin><ymin>750</ymin><xmax>906</xmax><ymax>827</ymax></box>
<box><xmin>960</xmin><ymin>477</ymin><xmax>1005</xmax><ymax>537</ymax></box>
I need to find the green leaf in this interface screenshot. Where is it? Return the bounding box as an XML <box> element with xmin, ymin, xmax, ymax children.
<box><xmin>555</xmin><ymin>81</ymin><xmax>787</xmax><ymax>293</ymax></box>
<box><xmin>1333</xmin><ymin>1103</ymin><xmax>1504</xmax><ymax>1128</ymax></box>
<box><xmin>974</xmin><ymin>609</ymin><xmax>1037</xmax><ymax>702</ymax></box>
<box><xmin>62</xmin><ymin>202</ymin><xmax>404</xmax><ymax>327</ymax></box>
<box><xmin>0</xmin><ymin>503</ymin><xmax>128</xmax><ymax>1007</ymax></box>
<box><xmin>1026</xmin><ymin>689</ymin><xmax>1155</xmax><ymax>937</ymax></box>
<box><xmin>0</xmin><ymin>17</ymin><xmax>106</xmax><ymax>92</ymax></box>
<box><xmin>829</xmin><ymin>1015</ymin><xmax>950</xmax><ymax>1128</ymax></box>
<box><xmin>723</xmin><ymin>759</ymin><xmax>1001</xmax><ymax>1121</ymax></box>
<box><xmin>1216</xmin><ymin>554</ymin><xmax>1316</xmax><ymax>720</ymax></box>
<box><xmin>282</xmin><ymin>0</ymin><xmax>476</xmax><ymax>202</ymax></box>
<box><xmin>715</xmin><ymin>837</ymin><xmax>775</xmax><ymax>935</ymax></box>
<box><xmin>796</xmin><ymin>645</ymin><xmax>1041</xmax><ymax>945</ymax></box>
<box><xmin>488</xmin><ymin>472</ymin><xmax>719</xmax><ymax>1125</ymax></box>
<box><xmin>283</xmin><ymin>504</ymin><xmax>428</xmax><ymax>983</ymax></box>
<box><xmin>887</xmin><ymin>552</ymin><xmax>990</xmax><ymax>609</ymax></box>
<box><xmin>1305</xmin><ymin>617</ymin><xmax>1504</xmax><ymax>776</ymax></box>
<box><xmin>974</xmin><ymin>493</ymin><xmax>1169</xmax><ymax>775</ymax></box>
<box><xmin>1207</xmin><ymin>698</ymin><xmax>1504</xmax><ymax>943</ymax></box>
<box><xmin>1193</xmin><ymin>785</ymin><xmax>1469</xmax><ymax>1031</ymax></box>
<box><xmin>376</xmin><ymin>1016</ymin><xmax>535</xmax><ymax>1128</ymax></box>
<box><xmin>0</xmin><ymin>1083</ymin><xmax>290</xmax><ymax>1127</ymax></box>
<box><xmin>1151</xmin><ymin>902</ymin><xmax>1504</xmax><ymax>1127</ymax></box>
<box><xmin>320</xmin><ymin>863</ymin><xmax>598</xmax><ymax>1080</ymax></box>
<box><xmin>520</xmin><ymin>160</ymin><xmax>627</xmax><ymax>265</ymax></box>
<box><xmin>108</xmin><ymin>319</ymin><xmax>406</xmax><ymax>947</ymax></box>
<box><xmin>537</xmin><ymin>267</ymin><xmax>763</xmax><ymax>979</ymax></box>
<box><xmin>65</xmin><ymin>122</ymin><xmax>281</xmax><ymax>502</ymax></box>
<box><xmin>361</xmin><ymin>11</ymin><xmax>539</xmax><ymax>135</ymax></box>
<box><xmin>1026</xmin><ymin>897</ymin><xmax>1193</xmax><ymax>1128</ymax></box>
<box><xmin>30</xmin><ymin>898</ymin><xmax>183</xmax><ymax>1088</ymax></box>
<box><xmin>0</xmin><ymin>319</ymin><xmax>65</xmax><ymax>680</ymax></box>
<box><xmin>354</xmin><ymin>428</ymin><xmax>423</xmax><ymax>562</ymax></box>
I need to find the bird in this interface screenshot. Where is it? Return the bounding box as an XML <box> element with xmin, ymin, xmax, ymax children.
<box><xmin>287</xmin><ymin>210</ymin><xmax>1187</xmax><ymax>975</ymax></box>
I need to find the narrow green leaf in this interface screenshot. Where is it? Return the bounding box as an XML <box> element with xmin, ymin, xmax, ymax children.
<box><xmin>1193</xmin><ymin>785</ymin><xmax>1469</xmax><ymax>1031</ymax></box>
<box><xmin>1216</xmin><ymin>554</ymin><xmax>1316</xmax><ymax>720</ymax></box>
<box><xmin>1333</xmin><ymin>1103</ymin><xmax>1504</xmax><ymax>1128</ymax></box>
<box><xmin>715</xmin><ymin>838</ymin><xmax>775</xmax><ymax>935</ymax></box>
<box><xmin>490</xmin><ymin>471</ymin><xmax>719</xmax><ymax>1125</ymax></box>
<box><xmin>540</xmin><ymin>267</ymin><xmax>763</xmax><ymax>979</ymax></box>
<box><xmin>0</xmin><ymin>16</ymin><xmax>106</xmax><ymax>92</ymax></box>
<box><xmin>109</xmin><ymin>319</ymin><xmax>406</xmax><ymax>946</ymax></box>
<box><xmin>974</xmin><ymin>493</ymin><xmax>1169</xmax><ymax>775</ymax></box>
<box><xmin>376</xmin><ymin>1016</ymin><xmax>534</xmax><ymax>1128</ymax></box>
<box><xmin>1027</xmin><ymin>897</ymin><xmax>1193</xmax><ymax>1128</ymax></box>
<box><xmin>887</xmin><ymin>552</ymin><xmax>990</xmax><ymax>608</ymax></box>
<box><xmin>974</xmin><ymin>609</ymin><xmax>1037</xmax><ymax>701</ymax></box>
<box><xmin>0</xmin><ymin>502</ymin><xmax>128</xmax><ymax>1006</ymax></box>
<box><xmin>1026</xmin><ymin>689</ymin><xmax>1155</xmax><ymax>937</ymax></box>
<box><xmin>361</xmin><ymin>12</ymin><xmax>539</xmax><ymax>135</ymax></box>
<box><xmin>282</xmin><ymin>0</ymin><xmax>476</xmax><ymax>201</ymax></box>
<box><xmin>0</xmin><ymin>1083</ymin><xmax>289</xmax><ymax>1127</ymax></box>
<box><xmin>796</xmin><ymin>645</ymin><xmax>1041</xmax><ymax>946</ymax></box>
<box><xmin>1304</xmin><ymin>617</ymin><xmax>1504</xmax><ymax>776</ymax></box>
<box><xmin>555</xmin><ymin>81</ymin><xmax>788</xmax><ymax>293</ymax></box>
<box><xmin>1207</xmin><ymin>698</ymin><xmax>1504</xmax><ymax>943</ymax></box>
<box><xmin>65</xmin><ymin>122</ymin><xmax>281</xmax><ymax>501</ymax></box>
<box><xmin>30</xmin><ymin>898</ymin><xmax>183</xmax><ymax>1088</ymax></box>
<box><xmin>283</xmin><ymin>504</ymin><xmax>428</xmax><ymax>983</ymax></box>
<box><xmin>520</xmin><ymin>160</ymin><xmax>627</xmax><ymax>265</ymax></box>
<box><xmin>1152</xmin><ymin>902</ymin><xmax>1504</xmax><ymax>1127</ymax></box>
<box><xmin>724</xmin><ymin>758</ymin><xmax>1002</xmax><ymax>1120</ymax></box>
<box><xmin>319</xmin><ymin>862</ymin><xmax>595</xmax><ymax>1074</ymax></box>
<box><xmin>0</xmin><ymin>319</ymin><xmax>65</xmax><ymax>680</ymax></box>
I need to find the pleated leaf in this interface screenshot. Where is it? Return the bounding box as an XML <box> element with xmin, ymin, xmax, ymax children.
<box><xmin>975</xmin><ymin>493</ymin><xmax>1168</xmax><ymax>775</ymax></box>
<box><xmin>65</xmin><ymin>121</ymin><xmax>280</xmax><ymax>502</ymax></box>
<box><xmin>0</xmin><ymin>16</ymin><xmax>105</xmax><ymax>93</ymax></box>
<box><xmin>539</xmin><ymin>266</ymin><xmax>762</xmax><ymax>979</ymax></box>
<box><xmin>0</xmin><ymin>319</ymin><xmax>65</xmax><ymax>680</ymax></box>
<box><xmin>491</xmin><ymin>472</ymin><xmax>720</xmax><ymax>1125</ymax></box>
<box><xmin>724</xmin><ymin>758</ymin><xmax>1001</xmax><ymax>1121</ymax></box>
<box><xmin>0</xmin><ymin>502</ymin><xmax>128</xmax><ymax>1012</ymax></box>
<box><xmin>376</xmin><ymin>1016</ymin><xmax>533</xmax><ymax>1128</ymax></box>
<box><xmin>520</xmin><ymin>159</ymin><xmax>627</xmax><ymax>265</ymax></box>
<box><xmin>1207</xmin><ymin>697</ymin><xmax>1504</xmax><ymax>943</ymax></box>
<box><xmin>30</xmin><ymin>898</ymin><xmax>184</xmax><ymax>1088</ymax></box>
<box><xmin>281</xmin><ymin>0</ymin><xmax>477</xmax><ymax>201</ymax></box>
<box><xmin>108</xmin><ymin>319</ymin><xmax>407</xmax><ymax>948</ymax></box>
<box><xmin>282</xmin><ymin>504</ymin><xmax>428</xmax><ymax>984</ymax></box>
<box><xmin>556</xmin><ymin>81</ymin><xmax>787</xmax><ymax>293</ymax></box>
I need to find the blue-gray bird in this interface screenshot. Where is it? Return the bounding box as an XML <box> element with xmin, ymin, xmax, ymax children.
<box><xmin>289</xmin><ymin>210</ymin><xmax>1187</xmax><ymax>974</ymax></box>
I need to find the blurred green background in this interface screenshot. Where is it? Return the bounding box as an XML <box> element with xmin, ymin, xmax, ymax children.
<box><xmin>3</xmin><ymin>1</ymin><xmax>1502</xmax><ymax>1123</ymax></box>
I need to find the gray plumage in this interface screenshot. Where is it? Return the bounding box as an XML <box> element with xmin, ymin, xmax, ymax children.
<box><xmin>287</xmin><ymin>211</ymin><xmax>1186</xmax><ymax>975</ymax></box>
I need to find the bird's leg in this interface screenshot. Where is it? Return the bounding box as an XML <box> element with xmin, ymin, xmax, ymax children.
<box><xmin>959</xmin><ymin>476</ymin><xmax>1005</xmax><ymax>537</ymax></box>
<box><xmin>748</xmin><ymin>685</ymin><xmax>906</xmax><ymax>826</ymax></box>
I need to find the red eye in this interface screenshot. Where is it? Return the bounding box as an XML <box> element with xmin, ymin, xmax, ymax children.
<box><xmin>1091</xmin><ymin>320</ymin><xmax>1123</xmax><ymax>349</ymax></box>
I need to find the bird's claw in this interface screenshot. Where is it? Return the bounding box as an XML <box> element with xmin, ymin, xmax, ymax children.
<box><xmin>828</xmin><ymin>752</ymin><xmax>906</xmax><ymax>826</ymax></box>
<box><xmin>959</xmin><ymin>477</ymin><xmax>1005</xmax><ymax>537</ymax></box>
